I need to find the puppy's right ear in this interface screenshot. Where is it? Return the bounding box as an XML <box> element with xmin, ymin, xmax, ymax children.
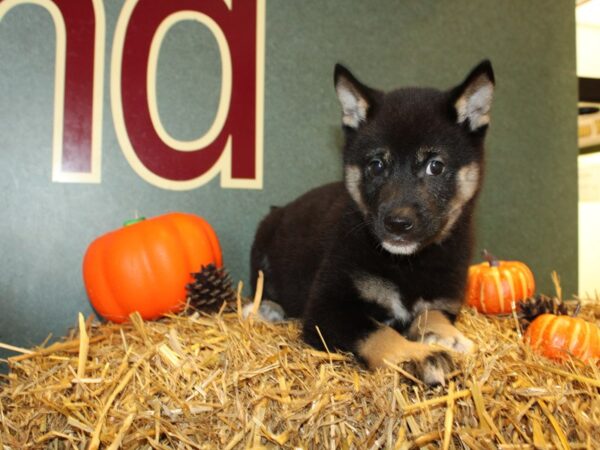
<box><xmin>334</xmin><ymin>64</ymin><xmax>378</xmax><ymax>129</ymax></box>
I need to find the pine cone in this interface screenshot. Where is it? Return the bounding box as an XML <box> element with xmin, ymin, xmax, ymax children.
<box><xmin>186</xmin><ymin>264</ymin><xmax>235</xmax><ymax>311</ymax></box>
<box><xmin>519</xmin><ymin>294</ymin><xmax>570</xmax><ymax>330</ymax></box>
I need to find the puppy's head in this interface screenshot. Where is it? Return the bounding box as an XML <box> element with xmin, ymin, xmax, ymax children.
<box><xmin>335</xmin><ymin>61</ymin><xmax>494</xmax><ymax>255</ymax></box>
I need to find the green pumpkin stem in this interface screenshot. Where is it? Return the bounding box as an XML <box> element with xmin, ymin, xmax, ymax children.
<box><xmin>123</xmin><ymin>217</ymin><xmax>146</xmax><ymax>227</ymax></box>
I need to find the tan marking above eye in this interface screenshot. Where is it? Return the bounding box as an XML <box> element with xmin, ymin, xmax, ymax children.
<box><xmin>416</xmin><ymin>147</ymin><xmax>440</xmax><ymax>164</ymax></box>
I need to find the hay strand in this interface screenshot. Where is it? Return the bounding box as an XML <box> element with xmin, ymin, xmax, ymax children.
<box><xmin>247</xmin><ymin>270</ymin><xmax>264</xmax><ymax>322</ymax></box>
<box><xmin>0</xmin><ymin>343</ymin><xmax>33</xmax><ymax>355</ymax></box>
<box><xmin>441</xmin><ymin>381</ymin><xmax>454</xmax><ymax>450</ymax></box>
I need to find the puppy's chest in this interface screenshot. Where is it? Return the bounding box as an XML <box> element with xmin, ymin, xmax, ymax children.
<box><xmin>352</xmin><ymin>271</ymin><xmax>446</xmax><ymax>327</ymax></box>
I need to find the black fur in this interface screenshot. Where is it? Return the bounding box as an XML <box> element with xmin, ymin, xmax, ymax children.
<box><xmin>250</xmin><ymin>61</ymin><xmax>494</xmax><ymax>374</ymax></box>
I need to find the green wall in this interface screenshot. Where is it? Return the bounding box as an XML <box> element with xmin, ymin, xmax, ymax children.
<box><xmin>0</xmin><ymin>1</ymin><xmax>577</xmax><ymax>363</ymax></box>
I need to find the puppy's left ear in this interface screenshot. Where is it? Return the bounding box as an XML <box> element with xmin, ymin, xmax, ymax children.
<box><xmin>451</xmin><ymin>60</ymin><xmax>495</xmax><ymax>132</ymax></box>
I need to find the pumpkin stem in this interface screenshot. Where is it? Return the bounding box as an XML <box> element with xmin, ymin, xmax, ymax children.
<box><xmin>123</xmin><ymin>217</ymin><xmax>146</xmax><ymax>227</ymax></box>
<box><xmin>482</xmin><ymin>249</ymin><xmax>500</xmax><ymax>267</ymax></box>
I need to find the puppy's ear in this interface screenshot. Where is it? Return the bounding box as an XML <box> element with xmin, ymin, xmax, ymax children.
<box><xmin>334</xmin><ymin>64</ymin><xmax>379</xmax><ymax>129</ymax></box>
<box><xmin>451</xmin><ymin>60</ymin><xmax>495</xmax><ymax>132</ymax></box>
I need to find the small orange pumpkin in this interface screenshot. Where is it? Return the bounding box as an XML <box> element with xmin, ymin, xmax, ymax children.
<box><xmin>466</xmin><ymin>251</ymin><xmax>535</xmax><ymax>314</ymax></box>
<box><xmin>524</xmin><ymin>313</ymin><xmax>600</xmax><ymax>363</ymax></box>
<box><xmin>83</xmin><ymin>212</ymin><xmax>222</xmax><ymax>322</ymax></box>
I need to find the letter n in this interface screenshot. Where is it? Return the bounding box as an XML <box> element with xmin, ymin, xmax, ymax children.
<box><xmin>0</xmin><ymin>0</ymin><xmax>105</xmax><ymax>183</ymax></box>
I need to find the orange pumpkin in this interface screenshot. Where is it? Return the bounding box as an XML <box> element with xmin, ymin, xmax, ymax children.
<box><xmin>83</xmin><ymin>212</ymin><xmax>222</xmax><ymax>322</ymax></box>
<box><xmin>524</xmin><ymin>314</ymin><xmax>600</xmax><ymax>363</ymax></box>
<box><xmin>465</xmin><ymin>251</ymin><xmax>535</xmax><ymax>314</ymax></box>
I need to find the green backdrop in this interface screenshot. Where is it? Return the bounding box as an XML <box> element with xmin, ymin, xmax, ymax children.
<box><xmin>0</xmin><ymin>1</ymin><xmax>577</xmax><ymax>364</ymax></box>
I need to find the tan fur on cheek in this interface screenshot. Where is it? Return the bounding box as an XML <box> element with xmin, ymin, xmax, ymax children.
<box><xmin>345</xmin><ymin>166</ymin><xmax>368</xmax><ymax>215</ymax></box>
<box><xmin>437</xmin><ymin>163</ymin><xmax>480</xmax><ymax>242</ymax></box>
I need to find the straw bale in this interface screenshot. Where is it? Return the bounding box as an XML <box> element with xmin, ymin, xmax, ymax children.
<box><xmin>1</xmin><ymin>292</ymin><xmax>599</xmax><ymax>449</ymax></box>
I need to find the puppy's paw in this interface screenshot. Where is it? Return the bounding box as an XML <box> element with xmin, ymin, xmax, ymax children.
<box><xmin>358</xmin><ymin>326</ymin><xmax>455</xmax><ymax>386</ymax></box>
<box><xmin>242</xmin><ymin>300</ymin><xmax>286</xmax><ymax>322</ymax></box>
<box><xmin>423</xmin><ymin>331</ymin><xmax>474</xmax><ymax>354</ymax></box>
<box><xmin>408</xmin><ymin>310</ymin><xmax>475</xmax><ymax>354</ymax></box>
<box><xmin>405</xmin><ymin>350</ymin><xmax>454</xmax><ymax>386</ymax></box>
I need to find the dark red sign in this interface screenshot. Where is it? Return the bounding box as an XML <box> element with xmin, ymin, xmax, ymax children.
<box><xmin>1</xmin><ymin>0</ymin><xmax>264</xmax><ymax>189</ymax></box>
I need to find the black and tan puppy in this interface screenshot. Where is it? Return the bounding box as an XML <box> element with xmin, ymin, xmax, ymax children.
<box><xmin>250</xmin><ymin>61</ymin><xmax>494</xmax><ymax>385</ymax></box>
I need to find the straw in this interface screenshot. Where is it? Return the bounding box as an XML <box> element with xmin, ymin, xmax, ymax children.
<box><xmin>1</xmin><ymin>290</ymin><xmax>599</xmax><ymax>448</ymax></box>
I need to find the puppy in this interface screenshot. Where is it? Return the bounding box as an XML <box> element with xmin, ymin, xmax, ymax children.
<box><xmin>250</xmin><ymin>61</ymin><xmax>494</xmax><ymax>385</ymax></box>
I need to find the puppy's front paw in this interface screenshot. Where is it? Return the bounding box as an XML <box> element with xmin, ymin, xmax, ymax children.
<box><xmin>405</xmin><ymin>349</ymin><xmax>454</xmax><ymax>386</ymax></box>
<box><xmin>423</xmin><ymin>331</ymin><xmax>474</xmax><ymax>354</ymax></box>
<box><xmin>408</xmin><ymin>310</ymin><xmax>475</xmax><ymax>354</ymax></box>
<box><xmin>358</xmin><ymin>326</ymin><xmax>455</xmax><ymax>386</ymax></box>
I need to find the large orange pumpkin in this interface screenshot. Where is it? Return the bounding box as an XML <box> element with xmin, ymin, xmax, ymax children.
<box><xmin>83</xmin><ymin>212</ymin><xmax>222</xmax><ymax>322</ymax></box>
<box><xmin>465</xmin><ymin>251</ymin><xmax>535</xmax><ymax>314</ymax></box>
<box><xmin>524</xmin><ymin>313</ymin><xmax>600</xmax><ymax>363</ymax></box>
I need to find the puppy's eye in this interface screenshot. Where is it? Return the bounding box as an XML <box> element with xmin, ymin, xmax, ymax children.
<box><xmin>367</xmin><ymin>158</ymin><xmax>386</xmax><ymax>177</ymax></box>
<box><xmin>426</xmin><ymin>159</ymin><xmax>445</xmax><ymax>176</ymax></box>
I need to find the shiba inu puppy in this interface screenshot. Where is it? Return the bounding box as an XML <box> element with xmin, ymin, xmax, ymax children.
<box><xmin>250</xmin><ymin>60</ymin><xmax>494</xmax><ymax>385</ymax></box>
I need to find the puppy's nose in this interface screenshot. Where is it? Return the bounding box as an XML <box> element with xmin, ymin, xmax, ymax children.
<box><xmin>384</xmin><ymin>215</ymin><xmax>414</xmax><ymax>235</ymax></box>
